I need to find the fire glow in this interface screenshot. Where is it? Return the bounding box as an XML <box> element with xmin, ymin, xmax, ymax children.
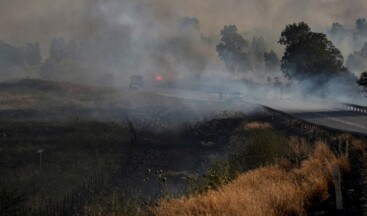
<box><xmin>155</xmin><ymin>74</ymin><xmax>163</xmax><ymax>81</ymax></box>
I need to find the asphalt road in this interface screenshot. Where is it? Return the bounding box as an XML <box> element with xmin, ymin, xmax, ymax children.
<box><xmin>257</xmin><ymin>99</ymin><xmax>367</xmax><ymax>135</ymax></box>
<box><xmin>156</xmin><ymin>89</ymin><xmax>367</xmax><ymax>136</ymax></box>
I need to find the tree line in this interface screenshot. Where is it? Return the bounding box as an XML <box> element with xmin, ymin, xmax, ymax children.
<box><xmin>1</xmin><ymin>18</ymin><xmax>367</xmax><ymax>95</ymax></box>
<box><xmin>216</xmin><ymin>25</ymin><xmax>279</xmax><ymax>74</ymax></box>
<box><xmin>216</xmin><ymin>22</ymin><xmax>367</xmax><ymax>95</ymax></box>
<box><xmin>0</xmin><ymin>41</ymin><xmax>41</xmax><ymax>68</ymax></box>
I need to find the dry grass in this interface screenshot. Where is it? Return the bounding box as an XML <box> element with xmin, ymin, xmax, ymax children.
<box><xmin>287</xmin><ymin>137</ymin><xmax>312</xmax><ymax>166</ymax></box>
<box><xmin>351</xmin><ymin>139</ymin><xmax>367</xmax><ymax>155</ymax></box>
<box><xmin>288</xmin><ymin>137</ymin><xmax>311</xmax><ymax>157</ymax></box>
<box><xmin>244</xmin><ymin>122</ymin><xmax>272</xmax><ymax>131</ymax></box>
<box><xmin>152</xmin><ymin>142</ymin><xmax>346</xmax><ymax>216</ymax></box>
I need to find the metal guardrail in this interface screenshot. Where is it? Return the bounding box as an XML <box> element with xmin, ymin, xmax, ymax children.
<box><xmin>341</xmin><ymin>103</ymin><xmax>367</xmax><ymax>114</ymax></box>
<box><xmin>263</xmin><ymin>105</ymin><xmax>367</xmax><ymax>138</ymax></box>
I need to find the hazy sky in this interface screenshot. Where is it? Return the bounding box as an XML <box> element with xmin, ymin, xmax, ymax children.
<box><xmin>1</xmin><ymin>0</ymin><xmax>366</xmax><ymax>54</ymax></box>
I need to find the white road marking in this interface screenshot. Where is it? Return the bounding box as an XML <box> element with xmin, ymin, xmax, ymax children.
<box><xmin>314</xmin><ymin>113</ymin><xmax>367</xmax><ymax>130</ymax></box>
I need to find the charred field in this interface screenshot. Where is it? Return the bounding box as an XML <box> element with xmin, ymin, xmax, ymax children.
<box><xmin>1</xmin><ymin>79</ymin><xmax>366</xmax><ymax>216</ymax></box>
<box><xmin>2</xmin><ymin>1</ymin><xmax>367</xmax><ymax>214</ymax></box>
<box><xmin>0</xmin><ymin>79</ymin><xmax>255</xmax><ymax>214</ymax></box>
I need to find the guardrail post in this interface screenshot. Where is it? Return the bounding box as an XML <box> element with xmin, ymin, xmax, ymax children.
<box><xmin>333</xmin><ymin>165</ymin><xmax>343</xmax><ymax>210</ymax></box>
<box><xmin>338</xmin><ymin>136</ymin><xmax>342</xmax><ymax>155</ymax></box>
<box><xmin>345</xmin><ymin>139</ymin><xmax>349</xmax><ymax>159</ymax></box>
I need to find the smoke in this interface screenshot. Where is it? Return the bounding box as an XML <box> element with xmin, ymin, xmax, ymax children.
<box><xmin>2</xmin><ymin>0</ymin><xmax>367</xmax><ymax>56</ymax></box>
<box><xmin>1</xmin><ymin>0</ymin><xmax>367</xmax><ymax>100</ymax></box>
<box><xmin>0</xmin><ymin>0</ymin><xmax>99</xmax><ymax>52</ymax></box>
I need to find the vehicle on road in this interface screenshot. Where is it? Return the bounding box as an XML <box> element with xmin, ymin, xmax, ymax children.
<box><xmin>230</xmin><ymin>91</ymin><xmax>243</xmax><ymax>99</ymax></box>
<box><xmin>129</xmin><ymin>75</ymin><xmax>144</xmax><ymax>90</ymax></box>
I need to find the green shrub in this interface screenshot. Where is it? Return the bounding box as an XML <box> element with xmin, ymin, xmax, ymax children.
<box><xmin>243</xmin><ymin>129</ymin><xmax>289</xmax><ymax>169</ymax></box>
<box><xmin>189</xmin><ymin>124</ymin><xmax>290</xmax><ymax>195</ymax></box>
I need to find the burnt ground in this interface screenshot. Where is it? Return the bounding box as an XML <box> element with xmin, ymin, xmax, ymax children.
<box><xmin>0</xmin><ymin>79</ymin><xmax>255</xmax><ymax>213</ymax></box>
<box><xmin>0</xmin><ymin>110</ymin><xmax>248</xmax><ymax>215</ymax></box>
<box><xmin>2</xmin><ymin>79</ymin><xmax>367</xmax><ymax>215</ymax></box>
<box><xmin>108</xmin><ymin>111</ymin><xmax>248</xmax><ymax>201</ymax></box>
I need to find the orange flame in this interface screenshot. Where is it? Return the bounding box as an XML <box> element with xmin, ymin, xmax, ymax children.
<box><xmin>155</xmin><ymin>74</ymin><xmax>163</xmax><ymax>81</ymax></box>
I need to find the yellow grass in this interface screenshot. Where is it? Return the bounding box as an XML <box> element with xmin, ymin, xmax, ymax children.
<box><xmin>351</xmin><ymin>139</ymin><xmax>367</xmax><ymax>155</ymax></box>
<box><xmin>152</xmin><ymin>142</ymin><xmax>346</xmax><ymax>216</ymax></box>
<box><xmin>244</xmin><ymin>122</ymin><xmax>272</xmax><ymax>131</ymax></box>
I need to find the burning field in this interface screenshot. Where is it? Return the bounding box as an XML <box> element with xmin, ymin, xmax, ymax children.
<box><xmin>1</xmin><ymin>79</ymin><xmax>365</xmax><ymax>215</ymax></box>
<box><xmin>0</xmin><ymin>79</ymin><xmax>255</xmax><ymax>214</ymax></box>
<box><xmin>2</xmin><ymin>0</ymin><xmax>367</xmax><ymax>215</ymax></box>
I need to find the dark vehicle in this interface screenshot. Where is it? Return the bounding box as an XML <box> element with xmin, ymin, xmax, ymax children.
<box><xmin>230</xmin><ymin>91</ymin><xmax>242</xmax><ymax>99</ymax></box>
<box><xmin>129</xmin><ymin>75</ymin><xmax>144</xmax><ymax>89</ymax></box>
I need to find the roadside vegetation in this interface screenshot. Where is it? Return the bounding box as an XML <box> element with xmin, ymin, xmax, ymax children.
<box><xmin>152</xmin><ymin>122</ymin><xmax>351</xmax><ymax>216</ymax></box>
<box><xmin>1</xmin><ymin>79</ymin><xmax>366</xmax><ymax>215</ymax></box>
<box><xmin>2</xmin><ymin>110</ymin><xmax>364</xmax><ymax>216</ymax></box>
<box><xmin>153</xmin><ymin>141</ymin><xmax>348</xmax><ymax>216</ymax></box>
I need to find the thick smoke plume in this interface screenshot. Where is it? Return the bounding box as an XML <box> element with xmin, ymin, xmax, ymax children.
<box><xmin>1</xmin><ymin>0</ymin><xmax>367</xmax><ymax>102</ymax></box>
<box><xmin>2</xmin><ymin>0</ymin><xmax>367</xmax><ymax>57</ymax></box>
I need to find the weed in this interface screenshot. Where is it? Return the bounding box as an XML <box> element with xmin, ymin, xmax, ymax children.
<box><xmin>152</xmin><ymin>142</ymin><xmax>344</xmax><ymax>216</ymax></box>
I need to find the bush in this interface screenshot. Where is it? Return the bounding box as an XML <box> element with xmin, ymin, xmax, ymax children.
<box><xmin>228</xmin><ymin>125</ymin><xmax>290</xmax><ymax>174</ymax></box>
<box><xmin>189</xmin><ymin>122</ymin><xmax>291</xmax><ymax>195</ymax></box>
<box><xmin>152</xmin><ymin>142</ymin><xmax>343</xmax><ymax>216</ymax></box>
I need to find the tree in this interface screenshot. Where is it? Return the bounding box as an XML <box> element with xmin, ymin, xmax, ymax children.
<box><xmin>250</xmin><ymin>36</ymin><xmax>267</xmax><ymax>68</ymax></box>
<box><xmin>278</xmin><ymin>22</ymin><xmax>348</xmax><ymax>83</ymax></box>
<box><xmin>216</xmin><ymin>25</ymin><xmax>250</xmax><ymax>73</ymax></box>
<box><xmin>24</xmin><ymin>42</ymin><xmax>41</xmax><ymax>66</ymax></box>
<box><xmin>328</xmin><ymin>22</ymin><xmax>347</xmax><ymax>43</ymax></box>
<box><xmin>50</xmin><ymin>37</ymin><xmax>68</xmax><ymax>64</ymax></box>
<box><xmin>279</xmin><ymin>22</ymin><xmax>310</xmax><ymax>47</ymax></box>
<box><xmin>356</xmin><ymin>18</ymin><xmax>367</xmax><ymax>37</ymax></box>
<box><xmin>41</xmin><ymin>37</ymin><xmax>70</xmax><ymax>79</ymax></box>
<box><xmin>0</xmin><ymin>40</ymin><xmax>24</xmax><ymax>69</ymax></box>
<box><xmin>329</xmin><ymin>22</ymin><xmax>343</xmax><ymax>35</ymax></box>
<box><xmin>357</xmin><ymin>71</ymin><xmax>367</xmax><ymax>94</ymax></box>
<box><xmin>346</xmin><ymin>43</ymin><xmax>367</xmax><ymax>72</ymax></box>
<box><xmin>264</xmin><ymin>50</ymin><xmax>279</xmax><ymax>71</ymax></box>
<box><xmin>357</xmin><ymin>71</ymin><xmax>367</xmax><ymax>97</ymax></box>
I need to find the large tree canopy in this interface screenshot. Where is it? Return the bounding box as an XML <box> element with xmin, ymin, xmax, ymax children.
<box><xmin>216</xmin><ymin>25</ymin><xmax>250</xmax><ymax>73</ymax></box>
<box><xmin>279</xmin><ymin>22</ymin><xmax>348</xmax><ymax>82</ymax></box>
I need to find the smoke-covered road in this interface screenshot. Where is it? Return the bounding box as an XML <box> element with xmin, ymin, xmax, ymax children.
<box><xmin>257</xmin><ymin>99</ymin><xmax>367</xmax><ymax>135</ymax></box>
<box><xmin>156</xmin><ymin>89</ymin><xmax>367</xmax><ymax>136</ymax></box>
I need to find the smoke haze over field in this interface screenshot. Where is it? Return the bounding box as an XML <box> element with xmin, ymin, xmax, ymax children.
<box><xmin>2</xmin><ymin>0</ymin><xmax>367</xmax><ymax>55</ymax></box>
<box><xmin>0</xmin><ymin>0</ymin><xmax>366</xmax><ymax>101</ymax></box>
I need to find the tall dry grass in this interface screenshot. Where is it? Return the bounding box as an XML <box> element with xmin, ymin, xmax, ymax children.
<box><xmin>152</xmin><ymin>142</ymin><xmax>347</xmax><ymax>216</ymax></box>
<box><xmin>351</xmin><ymin>139</ymin><xmax>367</xmax><ymax>155</ymax></box>
<box><xmin>243</xmin><ymin>122</ymin><xmax>272</xmax><ymax>131</ymax></box>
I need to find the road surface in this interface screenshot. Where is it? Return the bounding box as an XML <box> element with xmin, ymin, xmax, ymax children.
<box><xmin>257</xmin><ymin>99</ymin><xmax>367</xmax><ymax>135</ymax></box>
<box><xmin>156</xmin><ymin>89</ymin><xmax>367</xmax><ymax>136</ymax></box>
